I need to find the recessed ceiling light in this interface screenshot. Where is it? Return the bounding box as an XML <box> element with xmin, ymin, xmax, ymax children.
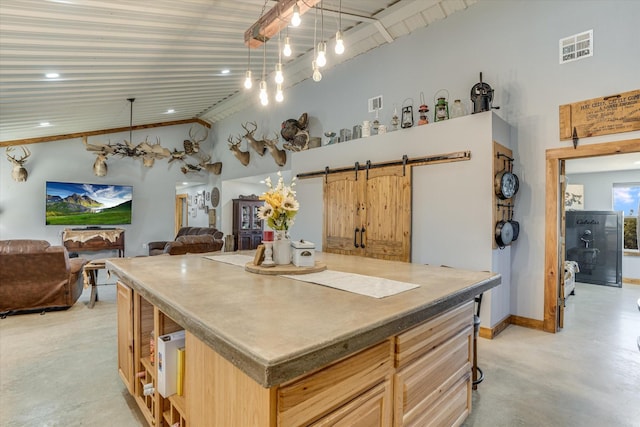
<box><xmin>39</xmin><ymin>122</ymin><xmax>51</xmax><ymax>127</ymax></box>
<box><xmin>45</xmin><ymin>73</ymin><xmax>59</xmax><ymax>79</ymax></box>
<box><xmin>634</xmin><ymin>160</ymin><xmax>640</xmax><ymax>165</ymax></box>
<box><xmin>166</xmin><ymin>109</ymin><xmax>175</xmax><ymax>114</ymax></box>
<box><xmin>221</xmin><ymin>69</ymin><xmax>230</xmax><ymax>74</ymax></box>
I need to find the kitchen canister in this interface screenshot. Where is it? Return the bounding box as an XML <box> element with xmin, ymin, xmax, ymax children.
<box><xmin>450</xmin><ymin>99</ymin><xmax>467</xmax><ymax>118</ymax></box>
<box><xmin>362</xmin><ymin>120</ymin><xmax>371</xmax><ymax>137</ymax></box>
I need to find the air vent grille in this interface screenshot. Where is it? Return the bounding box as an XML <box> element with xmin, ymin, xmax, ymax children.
<box><xmin>560</xmin><ymin>30</ymin><xmax>593</xmax><ymax>64</ymax></box>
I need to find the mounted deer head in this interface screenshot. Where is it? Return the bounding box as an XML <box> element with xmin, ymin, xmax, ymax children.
<box><xmin>228</xmin><ymin>135</ymin><xmax>250</xmax><ymax>166</ymax></box>
<box><xmin>184</xmin><ymin>126</ymin><xmax>208</xmax><ymax>154</ymax></box>
<box><xmin>6</xmin><ymin>146</ymin><xmax>31</xmax><ymax>182</ymax></box>
<box><xmin>199</xmin><ymin>154</ymin><xmax>222</xmax><ymax>175</ymax></box>
<box><xmin>137</xmin><ymin>137</ymin><xmax>170</xmax><ymax>167</ymax></box>
<box><xmin>264</xmin><ymin>133</ymin><xmax>287</xmax><ymax>167</ymax></box>
<box><xmin>241</xmin><ymin>122</ymin><xmax>267</xmax><ymax>156</ymax></box>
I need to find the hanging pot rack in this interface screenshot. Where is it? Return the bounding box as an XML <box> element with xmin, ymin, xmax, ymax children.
<box><xmin>296</xmin><ymin>150</ymin><xmax>471</xmax><ymax>182</ymax></box>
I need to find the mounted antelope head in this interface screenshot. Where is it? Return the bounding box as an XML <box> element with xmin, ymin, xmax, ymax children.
<box><xmin>93</xmin><ymin>153</ymin><xmax>108</xmax><ymax>177</ymax></box>
<box><xmin>228</xmin><ymin>135</ymin><xmax>250</xmax><ymax>166</ymax></box>
<box><xmin>241</xmin><ymin>122</ymin><xmax>267</xmax><ymax>156</ymax></box>
<box><xmin>6</xmin><ymin>146</ymin><xmax>31</xmax><ymax>182</ymax></box>
<box><xmin>264</xmin><ymin>133</ymin><xmax>287</xmax><ymax>167</ymax></box>
<box><xmin>184</xmin><ymin>126</ymin><xmax>208</xmax><ymax>154</ymax></box>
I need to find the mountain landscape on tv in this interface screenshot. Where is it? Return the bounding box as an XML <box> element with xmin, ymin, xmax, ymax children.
<box><xmin>46</xmin><ymin>182</ymin><xmax>132</xmax><ymax>225</ymax></box>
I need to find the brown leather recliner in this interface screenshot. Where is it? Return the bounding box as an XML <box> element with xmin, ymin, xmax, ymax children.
<box><xmin>148</xmin><ymin>227</ymin><xmax>224</xmax><ymax>256</ymax></box>
<box><xmin>0</xmin><ymin>240</ymin><xmax>87</xmax><ymax>315</ymax></box>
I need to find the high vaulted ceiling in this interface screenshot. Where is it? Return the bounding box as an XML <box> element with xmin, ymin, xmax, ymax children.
<box><xmin>0</xmin><ymin>0</ymin><xmax>478</xmax><ymax>145</ymax></box>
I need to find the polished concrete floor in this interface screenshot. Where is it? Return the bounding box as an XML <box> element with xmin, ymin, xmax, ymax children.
<box><xmin>1</xmin><ymin>282</ymin><xmax>639</xmax><ymax>427</ymax></box>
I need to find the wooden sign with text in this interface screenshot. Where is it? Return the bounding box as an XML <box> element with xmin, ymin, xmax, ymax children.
<box><xmin>559</xmin><ymin>89</ymin><xmax>640</xmax><ymax>140</ymax></box>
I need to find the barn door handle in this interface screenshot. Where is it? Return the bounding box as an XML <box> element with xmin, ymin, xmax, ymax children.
<box><xmin>354</xmin><ymin>228</ymin><xmax>360</xmax><ymax>248</ymax></box>
<box><xmin>360</xmin><ymin>227</ymin><xmax>366</xmax><ymax>249</ymax></box>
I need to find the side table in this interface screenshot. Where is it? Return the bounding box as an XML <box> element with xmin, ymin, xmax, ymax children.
<box><xmin>83</xmin><ymin>259</ymin><xmax>106</xmax><ymax>308</ymax></box>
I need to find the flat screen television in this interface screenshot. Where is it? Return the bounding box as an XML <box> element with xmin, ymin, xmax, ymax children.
<box><xmin>46</xmin><ymin>181</ymin><xmax>133</xmax><ymax>225</ymax></box>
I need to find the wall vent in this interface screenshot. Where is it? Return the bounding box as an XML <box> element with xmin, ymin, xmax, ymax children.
<box><xmin>559</xmin><ymin>30</ymin><xmax>593</xmax><ymax>64</ymax></box>
<box><xmin>368</xmin><ymin>95</ymin><xmax>383</xmax><ymax>112</ymax></box>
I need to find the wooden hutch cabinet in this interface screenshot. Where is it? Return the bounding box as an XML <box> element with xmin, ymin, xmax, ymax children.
<box><xmin>232</xmin><ymin>196</ymin><xmax>263</xmax><ymax>250</ymax></box>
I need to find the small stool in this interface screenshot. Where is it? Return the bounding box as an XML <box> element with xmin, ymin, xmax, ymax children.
<box><xmin>83</xmin><ymin>259</ymin><xmax>106</xmax><ymax>308</ymax></box>
<box><xmin>472</xmin><ymin>293</ymin><xmax>484</xmax><ymax>389</ymax></box>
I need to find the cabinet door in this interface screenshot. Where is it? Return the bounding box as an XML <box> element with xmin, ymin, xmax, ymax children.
<box><xmin>251</xmin><ymin>202</ymin><xmax>263</xmax><ymax>231</ymax></box>
<box><xmin>364</xmin><ymin>165</ymin><xmax>411</xmax><ymax>262</ymax></box>
<box><xmin>116</xmin><ymin>281</ymin><xmax>134</xmax><ymax>394</ymax></box>
<box><xmin>323</xmin><ymin>171</ymin><xmax>364</xmax><ymax>256</ymax></box>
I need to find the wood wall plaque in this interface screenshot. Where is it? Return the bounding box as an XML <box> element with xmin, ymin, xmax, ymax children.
<box><xmin>559</xmin><ymin>89</ymin><xmax>640</xmax><ymax>140</ymax></box>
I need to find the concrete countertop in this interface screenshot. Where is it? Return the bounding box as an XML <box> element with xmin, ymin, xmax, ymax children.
<box><xmin>107</xmin><ymin>252</ymin><xmax>501</xmax><ymax>388</ymax></box>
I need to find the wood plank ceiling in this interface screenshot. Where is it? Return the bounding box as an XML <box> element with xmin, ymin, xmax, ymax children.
<box><xmin>0</xmin><ymin>0</ymin><xmax>477</xmax><ymax>145</ymax></box>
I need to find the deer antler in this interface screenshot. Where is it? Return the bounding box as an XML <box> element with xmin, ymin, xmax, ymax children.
<box><xmin>241</xmin><ymin>121</ymin><xmax>257</xmax><ymax>136</ymax></box>
<box><xmin>6</xmin><ymin>146</ymin><xmax>30</xmax><ymax>165</ymax></box>
<box><xmin>189</xmin><ymin>126</ymin><xmax>208</xmax><ymax>144</ymax></box>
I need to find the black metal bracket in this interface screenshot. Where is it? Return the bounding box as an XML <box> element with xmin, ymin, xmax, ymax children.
<box><xmin>497</xmin><ymin>202</ymin><xmax>514</xmax><ymax>209</ymax></box>
<box><xmin>496</xmin><ymin>152</ymin><xmax>514</xmax><ymax>162</ymax></box>
<box><xmin>402</xmin><ymin>154</ymin><xmax>408</xmax><ymax>176</ymax></box>
<box><xmin>354</xmin><ymin>161</ymin><xmax>360</xmax><ymax>180</ymax></box>
<box><xmin>365</xmin><ymin>160</ymin><xmax>371</xmax><ymax>180</ymax></box>
<box><xmin>324</xmin><ymin>166</ymin><xmax>329</xmax><ymax>184</ymax></box>
<box><xmin>572</xmin><ymin>127</ymin><xmax>579</xmax><ymax>149</ymax></box>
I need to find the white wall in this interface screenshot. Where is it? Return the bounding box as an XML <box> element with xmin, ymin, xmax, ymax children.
<box><xmin>0</xmin><ymin>123</ymin><xmax>214</xmax><ymax>258</ymax></box>
<box><xmin>211</xmin><ymin>0</ymin><xmax>640</xmax><ymax>322</ymax></box>
<box><xmin>567</xmin><ymin>169</ymin><xmax>640</xmax><ymax>280</ymax></box>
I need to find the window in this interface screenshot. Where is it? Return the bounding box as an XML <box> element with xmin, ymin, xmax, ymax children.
<box><xmin>613</xmin><ymin>183</ymin><xmax>640</xmax><ymax>250</ymax></box>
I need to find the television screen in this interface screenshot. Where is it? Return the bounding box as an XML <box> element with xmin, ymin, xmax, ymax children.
<box><xmin>46</xmin><ymin>181</ymin><xmax>133</xmax><ymax>225</ymax></box>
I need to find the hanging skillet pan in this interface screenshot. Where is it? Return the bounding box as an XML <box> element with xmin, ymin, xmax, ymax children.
<box><xmin>509</xmin><ymin>205</ymin><xmax>520</xmax><ymax>242</ymax></box>
<box><xmin>495</xmin><ymin>209</ymin><xmax>513</xmax><ymax>249</ymax></box>
<box><xmin>494</xmin><ymin>157</ymin><xmax>519</xmax><ymax>200</ymax></box>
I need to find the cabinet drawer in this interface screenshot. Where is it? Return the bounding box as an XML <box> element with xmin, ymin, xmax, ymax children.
<box><xmin>395</xmin><ymin>301</ymin><xmax>473</xmax><ymax>369</ymax></box>
<box><xmin>394</xmin><ymin>327</ymin><xmax>472</xmax><ymax>426</ymax></box>
<box><xmin>278</xmin><ymin>339</ymin><xmax>393</xmax><ymax>426</ymax></box>
<box><xmin>310</xmin><ymin>379</ymin><xmax>392</xmax><ymax>427</ymax></box>
<box><xmin>409</xmin><ymin>374</ymin><xmax>470</xmax><ymax>427</ymax></box>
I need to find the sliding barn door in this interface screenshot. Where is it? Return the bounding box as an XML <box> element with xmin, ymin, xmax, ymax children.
<box><xmin>323</xmin><ymin>165</ymin><xmax>411</xmax><ymax>262</ymax></box>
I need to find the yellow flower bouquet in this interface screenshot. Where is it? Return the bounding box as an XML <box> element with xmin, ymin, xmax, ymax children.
<box><xmin>257</xmin><ymin>172</ymin><xmax>299</xmax><ymax>231</ymax></box>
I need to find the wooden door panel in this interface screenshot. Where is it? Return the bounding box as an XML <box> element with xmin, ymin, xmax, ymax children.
<box><xmin>324</xmin><ymin>172</ymin><xmax>363</xmax><ymax>256</ymax></box>
<box><xmin>365</xmin><ymin>166</ymin><xmax>411</xmax><ymax>262</ymax></box>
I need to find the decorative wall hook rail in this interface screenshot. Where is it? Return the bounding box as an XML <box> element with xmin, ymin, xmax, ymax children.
<box><xmin>496</xmin><ymin>152</ymin><xmax>514</xmax><ymax>162</ymax></box>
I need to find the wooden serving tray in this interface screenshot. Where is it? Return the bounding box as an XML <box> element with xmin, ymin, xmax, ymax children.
<box><xmin>245</xmin><ymin>261</ymin><xmax>327</xmax><ymax>275</ymax></box>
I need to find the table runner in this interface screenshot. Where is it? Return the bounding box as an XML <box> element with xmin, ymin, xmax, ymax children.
<box><xmin>204</xmin><ymin>254</ymin><xmax>419</xmax><ymax>298</ymax></box>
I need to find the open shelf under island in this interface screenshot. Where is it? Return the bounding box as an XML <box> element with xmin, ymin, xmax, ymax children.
<box><xmin>107</xmin><ymin>251</ymin><xmax>500</xmax><ymax>427</ymax></box>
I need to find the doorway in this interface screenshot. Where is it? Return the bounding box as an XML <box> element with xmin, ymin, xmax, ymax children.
<box><xmin>544</xmin><ymin>138</ymin><xmax>640</xmax><ymax>333</ymax></box>
<box><xmin>175</xmin><ymin>193</ymin><xmax>188</xmax><ymax>235</ymax></box>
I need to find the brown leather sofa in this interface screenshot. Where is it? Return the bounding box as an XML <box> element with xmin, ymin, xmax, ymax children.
<box><xmin>0</xmin><ymin>240</ymin><xmax>87</xmax><ymax>315</ymax></box>
<box><xmin>148</xmin><ymin>227</ymin><xmax>224</xmax><ymax>256</ymax></box>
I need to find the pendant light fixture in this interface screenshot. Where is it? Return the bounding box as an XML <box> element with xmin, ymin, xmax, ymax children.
<box><xmin>127</xmin><ymin>98</ymin><xmax>135</xmax><ymax>143</ymax></box>
<box><xmin>312</xmin><ymin>6</ymin><xmax>322</xmax><ymax>82</ymax></box>
<box><xmin>335</xmin><ymin>0</ymin><xmax>345</xmax><ymax>55</ymax></box>
<box><xmin>291</xmin><ymin>2</ymin><xmax>301</xmax><ymax>27</ymax></box>
<box><xmin>259</xmin><ymin>39</ymin><xmax>268</xmax><ymax>106</ymax></box>
<box><xmin>274</xmin><ymin>32</ymin><xmax>284</xmax><ymax>85</ymax></box>
<box><xmin>315</xmin><ymin>1</ymin><xmax>327</xmax><ymax>67</ymax></box>
<box><xmin>243</xmin><ymin>44</ymin><xmax>253</xmax><ymax>89</ymax></box>
<box><xmin>283</xmin><ymin>27</ymin><xmax>292</xmax><ymax>57</ymax></box>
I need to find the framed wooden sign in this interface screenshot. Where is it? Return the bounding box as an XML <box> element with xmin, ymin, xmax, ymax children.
<box><xmin>559</xmin><ymin>89</ymin><xmax>640</xmax><ymax>140</ymax></box>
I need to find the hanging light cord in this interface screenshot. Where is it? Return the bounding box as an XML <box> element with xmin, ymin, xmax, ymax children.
<box><xmin>127</xmin><ymin>98</ymin><xmax>135</xmax><ymax>143</ymax></box>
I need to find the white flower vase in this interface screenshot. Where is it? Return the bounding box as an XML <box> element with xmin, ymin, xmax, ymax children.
<box><xmin>272</xmin><ymin>230</ymin><xmax>291</xmax><ymax>265</ymax></box>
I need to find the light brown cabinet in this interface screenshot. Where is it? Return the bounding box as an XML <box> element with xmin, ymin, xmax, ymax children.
<box><xmin>117</xmin><ymin>280</ymin><xmax>474</xmax><ymax>427</ymax></box>
<box><xmin>324</xmin><ymin>165</ymin><xmax>411</xmax><ymax>262</ymax></box>
<box><xmin>116</xmin><ymin>281</ymin><xmax>188</xmax><ymax>427</ymax></box>
<box><xmin>232</xmin><ymin>197</ymin><xmax>264</xmax><ymax>250</ymax></box>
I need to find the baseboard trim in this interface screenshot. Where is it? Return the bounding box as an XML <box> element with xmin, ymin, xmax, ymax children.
<box><xmin>509</xmin><ymin>315</ymin><xmax>545</xmax><ymax>331</ymax></box>
<box><xmin>479</xmin><ymin>314</ymin><xmax>545</xmax><ymax>339</ymax></box>
<box><xmin>623</xmin><ymin>277</ymin><xmax>640</xmax><ymax>285</ymax></box>
<box><xmin>479</xmin><ymin>314</ymin><xmax>511</xmax><ymax>339</ymax></box>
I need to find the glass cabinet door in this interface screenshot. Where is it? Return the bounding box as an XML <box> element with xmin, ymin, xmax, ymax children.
<box><xmin>241</xmin><ymin>206</ymin><xmax>250</xmax><ymax>229</ymax></box>
<box><xmin>252</xmin><ymin>204</ymin><xmax>262</xmax><ymax>230</ymax></box>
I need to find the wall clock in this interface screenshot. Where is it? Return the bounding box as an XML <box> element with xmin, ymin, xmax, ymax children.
<box><xmin>211</xmin><ymin>187</ymin><xmax>220</xmax><ymax>208</ymax></box>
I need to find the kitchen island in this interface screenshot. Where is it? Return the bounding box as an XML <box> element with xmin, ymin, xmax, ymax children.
<box><xmin>108</xmin><ymin>252</ymin><xmax>500</xmax><ymax>426</ymax></box>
